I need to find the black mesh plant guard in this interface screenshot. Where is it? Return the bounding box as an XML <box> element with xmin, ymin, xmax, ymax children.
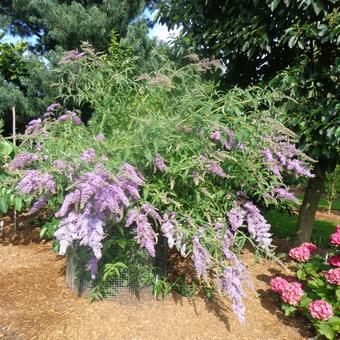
<box><xmin>66</xmin><ymin>236</ymin><xmax>168</xmax><ymax>304</ymax></box>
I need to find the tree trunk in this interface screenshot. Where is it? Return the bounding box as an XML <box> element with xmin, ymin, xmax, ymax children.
<box><xmin>295</xmin><ymin>168</ymin><xmax>326</xmax><ymax>244</ymax></box>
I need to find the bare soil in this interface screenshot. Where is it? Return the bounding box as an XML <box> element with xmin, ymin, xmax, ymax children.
<box><xmin>0</xmin><ymin>221</ymin><xmax>315</xmax><ymax>340</ymax></box>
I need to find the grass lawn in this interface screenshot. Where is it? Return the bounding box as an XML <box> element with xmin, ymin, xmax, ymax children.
<box><xmin>296</xmin><ymin>195</ymin><xmax>340</xmax><ymax>211</ymax></box>
<box><xmin>265</xmin><ymin>210</ymin><xmax>338</xmax><ymax>248</ymax></box>
<box><xmin>265</xmin><ymin>196</ymin><xmax>340</xmax><ymax>248</ymax></box>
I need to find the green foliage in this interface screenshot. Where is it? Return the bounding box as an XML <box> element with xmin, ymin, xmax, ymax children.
<box><xmin>156</xmin><ymin>0</ymin><xmax>340</xmax><ymax>167</ymax></box>
<box><xmin>40</xmin><ymin>217</ymin><xmax>59</xmax><ymax>239</ymax></box>
<box><xmin>0</xmin><ymin>41</ymin><xmax>28</xmax><ymax>85</ymax></box>
<box><xmin>324</xmin><ymin>166</ymin><xmax>340</xmax><ymax>213</ymax></box>
<box><xmin>0</xmin><ymin>0</ymin><xmax>149</xmax><ymax>52</ymax></box>
<box><xmin>0</xmin><ymin>41</ymin><xmax>58</xmax><ymax>132</ymax></box>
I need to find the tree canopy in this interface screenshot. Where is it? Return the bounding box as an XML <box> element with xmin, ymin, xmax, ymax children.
<box><xmin>0</xmin><ymin>0</ymin><xmax>149</xmax><ymax>52</ymax></box>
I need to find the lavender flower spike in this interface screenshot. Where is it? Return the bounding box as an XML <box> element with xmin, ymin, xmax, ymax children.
<box><xmin>192</xmin><ymin>235</ymin><xmax>211</xmax><ymax>280</ymax></box>
<box><xmin>154</xmin><ymin>155</ymin><xmax>167</xmax><ymax>172</ymax></box>
<box><xmin>80</xmin><ymin>148</ymin><xmax>96</xmax><ymax>163</ymax></box>
<box><xmin>8</xmin><ymin>152</ymin><xmax>39</xmax><ymax>170</ymax></box>
<box><xmin>87</xmin><ymin>257</ymin><xmax>99</xmax><ymax>279</ymax></box>
<box><xmin>227</xmin><ymin>206</ymin><xmax>246</xmax><ymax>231</ymax></box>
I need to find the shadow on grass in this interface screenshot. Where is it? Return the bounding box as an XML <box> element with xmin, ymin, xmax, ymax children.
<box><xmin>265</xmin><ymin>210</ymin><xmax>337</xmax><ymax>248</ymax></box>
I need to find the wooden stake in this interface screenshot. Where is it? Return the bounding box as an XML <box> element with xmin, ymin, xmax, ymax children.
<box><xmin>12</xmin><ymin>106</ymin><xmax>17</xmax><ymax>233</ymax></box>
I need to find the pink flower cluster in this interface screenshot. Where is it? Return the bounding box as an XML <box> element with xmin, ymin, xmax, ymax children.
<box><xmin>324</xmin><ymin>268</ymin><xmax>340</xmax><ymax>285</ymax></box>
<box><xmin>270</xmin><ymin>277</ymin><xmax>304</xmax><ymax>305</ymax></box>
<box><xmin>289</xmin><ymin>242</ymin><xmax>317</xmax><ymax>262</ymax></box>
<box><xmin>308</xmin><ymin>300</ymin><xmax>333</xmax><ymax>320</ymax></box>
<box><xmin>330</xmin><ymin>225</ymin><xmax>340</xmax><ymax>246</ymax></box>
<box><xmin>328</xmin><ymin>255</ymin><xmax>340</xmax><ymax>267</ymax></box>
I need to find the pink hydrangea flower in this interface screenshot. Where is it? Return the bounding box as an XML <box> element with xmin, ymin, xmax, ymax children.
<box><xmin>308</xmin><ymin>300</ymin><xmax>333</xmax><ymax>320</ymax></box>
<box><xmin>330</xmin><ymin>232</ymin><xmax>340</xmax><ymax>246</ymax></box>
<box><xmin>301</xmin><ymin>242</ymin><xmax>317</xmax><ymax>253</ymax></box>
<box><xmin>336</xmin><ymin>224</ymin><xmax>340</xmax><ymax>233</ymax></box>
<box><xmin>328</xmin><ymin>255</ymin><xmax>340</xmax><ymax>267</ymax></box>
<box><xmin>289</xmin><ymin>246</ymin><xmax>311</xmax><ymax>262</ymax></box>
<box><xmin>324</xmin><ymin>268</ymin><xmax>340</xmax><ymax>285</ymax></box>
<box><xmin>280</xmin><ymin>281</ymin><xmax>304</xmax><ymax>305</ymax></box>
<box><xmin>270</xmin><ymin>277</ymin><xmax>289</xmax><ymax>294</ymax></box>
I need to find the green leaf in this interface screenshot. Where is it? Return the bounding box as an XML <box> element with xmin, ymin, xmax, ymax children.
<box><xmin>299</xmin><ymin>295</ymin><xmax>312</xmax><ymax>308</ymax></box>
<box><xmin>282</xmin><ymin>304</ymin><xmax>296</xmax><ymax>316</ymax></box>
<box><xmin>270</xmin><ymin>0</ymin><xmax>280</xmax><ymax>11</ymax></box>
<box><xmin>40</xmin><ymin>227</ymin><xmax>48</xmax><ymax>239</ymax></box>
<box><xmin>317</xmin><ymin>322</ymin><xmax>334</xmax><ymax>340</ymax></box>
<box><xmin>312</xmin><ymin>1</ymin><xmax>324</xmax><ymax>15</ymax></box>
<box><xmin>288</xmin><ymin>35</ymin><xmax>298</xmax><ymax>49</ymax></box>
<box><xmin>0</xmin><ymin>141</ymin><xmax>14</xmax><ymax>156</ymax></box>
<box><xmin>0</xmin><ymin>195</ymin><xmax>8</xmax><ymax>213</ymax></box>
<box><xmin>336</xmin><ymin>289</ymin><xmax>340</xmax><ymax>300</ymax></box>
<box><xmin>14</xmin><ymin>196</ymin><xmax>22</xmax><ymax>212</ymax></box>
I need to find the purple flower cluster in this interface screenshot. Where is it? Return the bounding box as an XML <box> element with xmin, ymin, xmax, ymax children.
<box><xmin>47</xmin><ymin>103</ymin><xmax>61</xmax><ymax>112</ymax></box>
<box><xmin>95</xmin><ymin>133</ymin><xmax>105</xmax><ymax>142</ymax></box>
<box><xmin>274</xmin><ymin>187</ymin><xmax>297</xmax><ymax>201</ymax></box>
<box><xmin>219</xmin><ymin>230</ymin><xmax>253</xmax><ymax>323</ymax></box>
<box><xmin>52</xmin><ymin>160</ymin><xmax>73</xmax><ymax>174</ymax></box>
<box><xmin>227</xmin><ymin>206</ymin><xmax>246</xmax><ymax>231</ymax></box>
<box><xmin>227</xmin><ymin>201</ymin><xmax>272</xmax><ymax>249</ymax></box>
<box><xmin>220</xmin><ymin>266</ymin><xmax>245</xmax><ymax>323</ymax></box>
<box><xmin>125</xmin><ymin>207</ymin><xmax>158</xmax><ymax>257</ymax></box>
<box><xmin>57</xmin><ymin>111</ymin><xmax>82</xmax><ymax>125</ymax></box>
<box><xmin>54</xmin><ymin>211</ymin><xmax>105</xmax><ymax>259</ymax></box>
<box><xmin>161</xmin><ymin>212</ymin><xmax>186</xmax><ymax>256</ymax></box>
<box><xmin>8</xmin><ymin>152</ymin><xmax>39</xmax><ymax>170</ymax></box>
<box><xmin>192</xmin><ymin>235</ymin><xmax>211</xmax><ymax>280</ymax></box>
<box><xmin>27</xmin><ymin>195</ymin><xmax>48</xmax><ymax>215</ymax></box>
<box><xmin>62</xmin><ymin>50</ymin><xmax>86</xmax><ymax>62</ymax></box>
<box><xmin>210</xmin><ymin>129</ymin><xmax>221</xmax><ymax>141</ymax></box>
<box><xmin>118</xmin><ymin>163</ymin><xmax>145</xmax><ymax>201</ymax></box>
<box><xmin>87</xmin><ymin>257</ymin><xmax>99</xmax><ymax>279</ymax></box>
<box><xmin>243</xmin><ymin>202</ymin><xmax>272</xmax><ymax>249</ymax></box>
<box><xmin>17</xmin><ymin>170</ymin><xmax>56</xmax><ymax>215</ymax></box>
<box><xmin>17</xmin><ymin>170</ymin><xmax>56</xmax><ymax>195</ymax></box>
<box><xmin>80</xmin><ymin>148</ymin><xmax>96</xmax><ymax>163</ymax></box>
<box><xmin>210</xmin><ymin>128</ymin><xmax>245</xmax><ymax>151</ymax></box>
<box><xmin>263</xmin><ymin>137</ymin><xmax>313</xmax><ymax>178</ymax></box>
<box><xmin>154</xmin><ymin>155</ymin><xmax>167</xmax><ymax>172</ymax></box>
<box><xmin>25</xmin><ymin>118</ymin><xmax>43</xmax><ymax>135</ymax></box>
<box><xmin>206</xmin><ymin>160</ymin><xmax>226</xmax><ymax>177</ymax></box>
<box><xmin>55</xmin><ymin>163</ymin><xmax>145</xmax><ymax>268</ymax></box>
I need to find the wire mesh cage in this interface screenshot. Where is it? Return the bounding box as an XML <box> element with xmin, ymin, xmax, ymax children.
<box><xmin>65</xmin><ymin>236</ymin><xmax>167</xmax><ymax>304</ymax></box>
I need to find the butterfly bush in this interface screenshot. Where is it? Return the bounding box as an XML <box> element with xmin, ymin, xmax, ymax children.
<box><xmin>4</xmin><ymin>52</ymin><xmax>317</xmax><ymax>324</ymax></box>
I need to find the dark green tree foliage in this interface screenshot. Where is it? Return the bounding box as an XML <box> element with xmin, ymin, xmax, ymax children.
<box><xmin>156</xmin><ymin>0</ymin><xmax>340</xmax><ymax>242</ymax></box>
<box><xmin>0</xmin><ymin>0</ymin><xmax>148</xmax><ymax>52</ymax></box>
<box><xmin>0</xmin><ymin>41</ymin><xmax>57</xmax><ymax>132</ymax></box>
<box><xmin>121</xmin><ymin>19</ymin><xmax>158</xmax><ymax>70</ymax></box>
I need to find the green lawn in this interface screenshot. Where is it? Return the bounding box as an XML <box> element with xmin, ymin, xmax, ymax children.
<box><xmin>296</xmin><ymin>195</ymin><xmax>340</xmax><ymax>211</ymax></box>
<box><xmin>265</xmin><ymin>195</ymin><xmax>339</xmax><ymax>248</ymax></box>
<box><xmin>265</xmin><ymin>210</ymin><xmax>338</xmax><ymax>248</ymax></box>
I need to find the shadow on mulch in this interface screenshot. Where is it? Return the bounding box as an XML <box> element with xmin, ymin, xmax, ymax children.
<box><xmin>0</xmin><ymin>213</ymin><xmax>45</xmax><ymax>246</ymax></box>
<box><xmin>170</xmin><ymin>291</ymin><xmax>232</xmax><ymax>332</ymax></box>
<box><xmin>256</xmin><ymin>272</ymin><xmax>315</xmax><ymax>338</ymax></box>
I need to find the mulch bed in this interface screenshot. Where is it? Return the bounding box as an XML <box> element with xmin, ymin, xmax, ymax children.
<box><xmin>0</xmin><ymin>219</ymin><xmax>315</xmax><ymax>340</ymax></box>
